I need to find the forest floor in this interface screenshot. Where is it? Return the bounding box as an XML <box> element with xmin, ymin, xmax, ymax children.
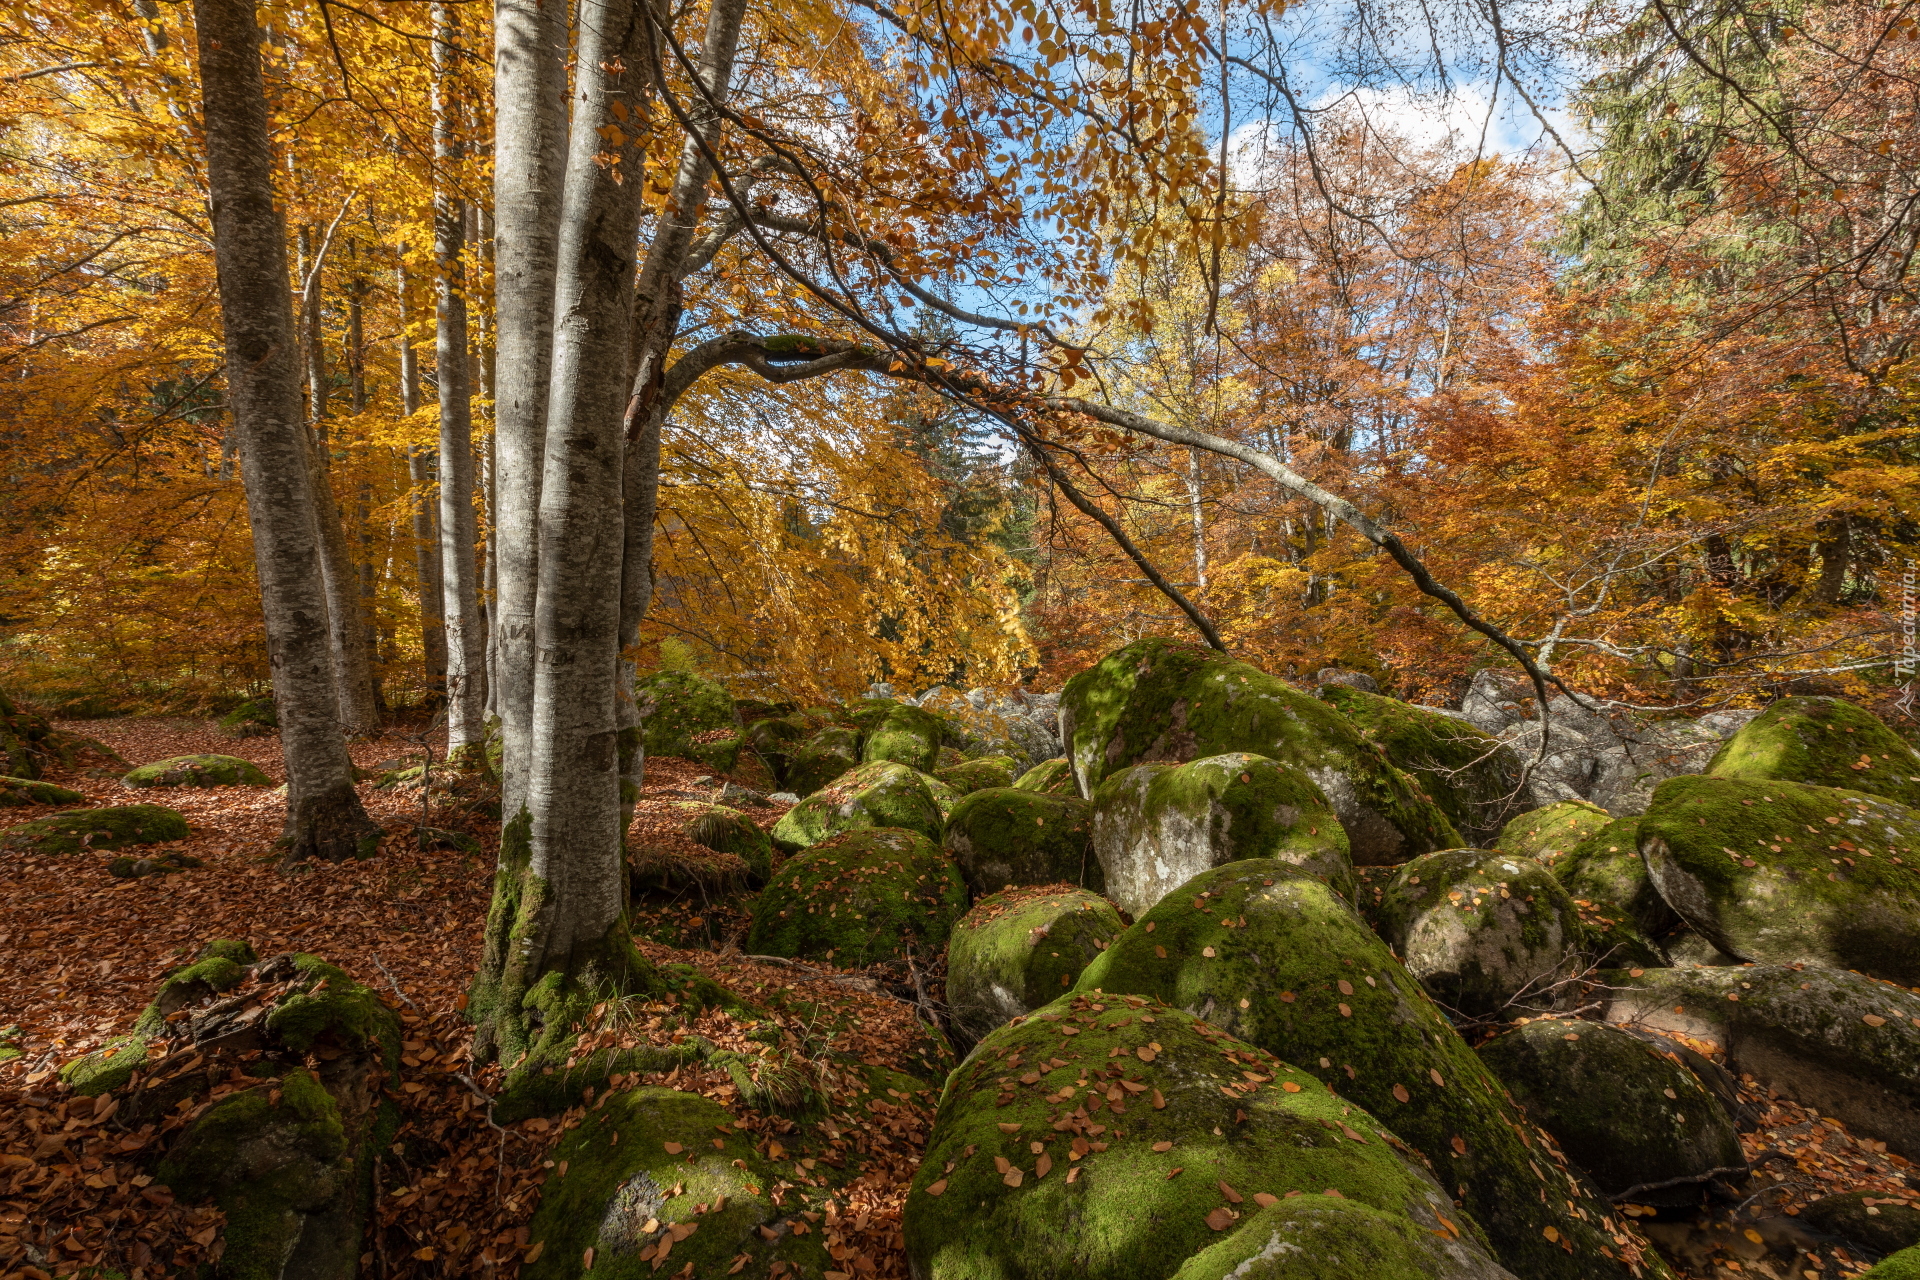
<box><xmin>0</xmin><ymin>718</ymin><xmax>1913</xmax><ymax>1280</ymax></box>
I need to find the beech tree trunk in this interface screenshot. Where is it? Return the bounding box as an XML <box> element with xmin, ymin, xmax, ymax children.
<box><xmin>397</xmin><ymin>263</ymin><xmax>449</xmax><ymax>703</ymax></box>
<box><xmin>490</xmin><ymin>0</ymin><xmax>568</xmax><ymax>822</ymax></box>
<box><xmin>433</xmin><ymin>2</ymin><xmax>486</xmax><ymax>755</ymax></box>
<box><xmin>193</xmin><ymin>0</ymin><xmax>379</xmax><ymax>861</ymax></box>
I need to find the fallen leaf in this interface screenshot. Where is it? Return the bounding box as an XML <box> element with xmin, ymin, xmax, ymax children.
<box><xmin>925</xmin><ymin>1180</ymin><xmax>947</xmax><ymax>1197</ymax></box>
<box><xmin>1392</xmin><ymin>1084</ymin><xmax>1410</xmax><ymax>1103</ymax></box>
<box><xmin>1252</xmin><ymin>1192</ymin><xmax>1279</xmax><ymax>1208</ymax></box>
<box><xmin>1206</xmin><ymin>1206</ymin><xmax>1235</xmax><ymax>1231</ymax></box>
<box><xmin>1152</xmin><ymin>1140</ymin><xmax>1174</xmax><ymax>1152</ymax></box>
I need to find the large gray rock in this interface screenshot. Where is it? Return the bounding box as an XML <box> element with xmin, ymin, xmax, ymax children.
<box><xmin>944</xmin><ymin>886</ymin><xmax>1124</xmax><ymax>1047</ymax></box>
<box><xmin>1601</xmin><ymin>965</ymin><xmax>1920</xmax><ymax>1157</ymax></box>
<box><xmin>1090</xmin><ymin>752</ymin><xmax>1353</xmax><ymax>916</ymax></box>
<box><xmin>1170</xmin><ymin>1197</ymin><xmax>1518</xmax><ymax>1280</ymax></box>
<box><xmin>1317</xmin><ymin>685</ymin><xmax>1525</xmax><ymax>846</ymax></box>
<box><xmin>943</xmin><ymin>787</ymin><xmax>1097</xmax><ymax>897</ymax></box>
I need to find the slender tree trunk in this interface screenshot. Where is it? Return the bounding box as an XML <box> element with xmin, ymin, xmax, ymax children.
<box><xmin>348</xmin><ymin>276</ymin><xmax>384</xmax><ymax>711</ymax></box>
<box><xmin>1186</xmin><ymin>446</ymin><xmax>1207</xmax><ymax>590</ymax></box>
<box><xmin>434</xmin><ymin>2</ymin><xmax>485</xmax><ymax>755</ymax></box>
<box><xmin>399</xmin><ymin>261</ymin><xmax>448</xmax><ymax>703</ymax></box>
<box><xmin>193</xmin><ymin>0</ymin><xmax>379</xmax><ymax>862</ymax></box>
<box><xmin>490</xmin><ymin>0</ymin><xmax>568</xmax><ymax>822</ymax></box>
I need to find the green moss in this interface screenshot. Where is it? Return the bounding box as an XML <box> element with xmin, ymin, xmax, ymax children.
<box><xmin>1014</xmin><ymin>758</ymin><xmax>1079</xmax><ymax>796</ymax></box>
<box><xmin>924</xmin><ymin>772</ymin><xmax>963</xmax><ymax>819</ymax></box>
<box><xmin>687</xmin><ymin>733</ymin><xmax>744</xmax><ymax>773</ymax></box>
<box><xmin>0</xmin><ymin>803</ymin><xmax>189</xmax><ymax>854</ymax></box>
<box><xmin>1864</xmin><ymin>1246</ymin><xmax>1920</xmax><ymax>1279</ymax></box>
<box><xmin>1319</xmin><ymin>687</ymin><xmax>1523</xmax><ymax>847</ymax></box>
<box><xmin>1091</xmin><ymin>753</ymin><xmax>1354</xmax><ymax>917</ymax></box>
<box><xmin>1072</xmin><ymin>859</ymin><xmax>1660</xmax><ymax>1280</ymax></box>
<box><xmin>1709</xmin><ymin>696</ymin><xmax>1920</xmax><ymax>806</ymax></box>
<box><xmin>1058</xmin><ymin>638</ymin><xmax>1460</xmax><ymax>865</ymax></box>
<box><xmin>1637</xmin><ymin>774</ymin><xmax>1920</xmax><ymax>983</ymax></box>
<box><xmin>676</xmin><ymin>802</ymin><xmax>773</xmax><ymax>883</ymax></box>
<box><xmin>937</xmin><ymin>755</ymin><xmax>1019</xmax><ymax>795</ymax></box>
<box><xmin>635</xmin><ymin>670</ymin><xmax>738</xmax><ymax>759</ymax></box>
<box><xmin>744</xmin><ymin>715</ymin><xmax>809</xmax><ymax>781</ymax></box>
<box><xmin>0</xmin><ymin>776</ymin><xmax>83</xmax><ymax>807</ymax></box>
<box><xmin>1800</xmin><ymin>1191</ymin><xmax>1920</xmax><ymax>1257</ymax></box>
<box><xmin>1170</xmin><ymin>1195</ymin><xmax>1513</xmax><ymax>1279</ymax></box>
<box><xmin>946</xmin><ymin>887</ymin><xmax>1126</xmax><ymax>1046</ymax></box>
<box><xmin>944</xmin><ymin>787</ymin><xmax>1097</xmax><ymax>897</ymax></box>
<box><xmin>525</xmin><ymin>1086</ymin><xmax>830</xmax><ymax>1280</ymax></box>
<box><xmin>769</xmin><ymin>760</ymin><xmax>945</xmax><ymax>852</ymax></box>
<box><xmin>746</xmin><ymin>827</ymin><xmax>966</xmax><ymax>966</ymax></box>
<box><xmin>218</xmin><ymin>695</ymin><xmax>277</xmax><ymax>738</ymax></box>
<box><xmin>265</xmin><ymin>955</ymin><xmax>402</xmax><ymax>1071</ymax></box>
<box><xmin>122</xmin><ymin>753</ymin><xmax>270</xmax><ymax>788</ymax></box>
<box><xmin>781</xmin><ymin>726</ymin><xmax>863</xmax><ymax>797</ymax></box>
<box><xmin>902</xmin><ymin>991</ymin><xmax>1490</xmax><ymax>1280</ymax></box>
<box><xmin>1476</xmin><ymin>1021</ymin><xmax>1742</xmax><ymax>1202</ymax></box>
<box><xmin>1545</xmin><ymin>817</ymin><xmax>1676</xmax><ymax>966</ymax></box>
<box><xmin>64</xmin><ymin>940</ymin><xmax>259</xmax><ymax>1093</ymax></box>
<box><xmin>1496</xmin><ymin>800</ymin><xmax>1612</xmax><ymax>861</ymax></box>
<box><xmin>863</xmin><ymin>703</ymin><xmax>946</xmax><ymax>773</ymax></box>
<box><xmin>1374</xmin><ymin>849</ymin><xmax>1584</xmax><ymax>1018</ymax></box>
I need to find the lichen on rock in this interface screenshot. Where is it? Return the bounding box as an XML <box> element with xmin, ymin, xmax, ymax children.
<box><xmin>1168</xmin><ymin>1195</ymin><xmax>1518</xmax><ymax>1280</ymax></box>
<box><xmin>1707</xmin><ymin>696</ymin><xmax>1920</xmax><ymax>807</ymax></box>
<box><xmin>946</xmin><ymin>886</ymin><xmax>1125</xmax><ymax>1046</ymax></box>
<box><xmin>122</xmin><ymin>753</ymin><xmax>270</xmax><ymax>788</ymax></box>
<box><xmin>904</xmin><ymin>990</ymin><xmax>1497</xmax><ymax>1280</ymax></box>
<box><xmin>944</xmin><ymin>787</ymin><xmax>1097</xmax><ymax>898</ymax></box>
<box><xmin>1070</xmin><ymin>859</ymin><xmax>1660</xmax><ymax>1280</ymax></box>
<box><xmin>1318</xmin><ymin>686</ymin><xmax>1525</xmax><ymax>847</ymax></box>
<box><xmin>1476</xmin><ymin>1020</ymin><xmax>1744</xmax><ymax>1204</ymax></box>
<box><xmin>769</xmin><ymin>759</ymin><xmax>945</xmax><ymax>852</ymax></box>
<box><xmin>1</xmin><ymin>803</ymin><xmax>190</xmax><ymax>855</ymax></box>
<box><xmin>1090</xmin><ymin>752</ymin><xmax>1353</xmax><ymax>917</ymax></box>
<box><xmin>1636</xmin><ymin>775</ymin><xmax>1920</xmax><ymax>983</ymax></box>
<box><xmin>1374</xmin><ymin>849</ymin><xmax>1586</xmax><ymax>1018</ymax></box>
<box><xmin>1058</xmin><ymin>638</ymin><xmax>1460</xmax><ymax>865</ymax></box>
<box><xmin>745</xmin><ymin>827</ymin><xmax>966</xmax><ymax>966</ymax></box>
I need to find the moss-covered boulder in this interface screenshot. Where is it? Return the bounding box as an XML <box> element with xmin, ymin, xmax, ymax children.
<box><xmin>1542</xmin><ymin>817</ymin><xmax>1675</xmax><ymax>967</ymax></box>
<box><xmin>524</xmin><ymin>1086</ymin><xmax>829</xmax><ymax>1280</ymax></box>
<box><xmin>674</xmin><ymin>801</ymin><xmax>772</xmax><ymax>884</ymax></box>
<box><xmin>62</xmin><ymin>940</ymin><xmax>259</xmax><ymax>1095</ymax></box>
<box><xmin>769</xmin><ymin>759</ymin><xmax>945</xmax><ymax>852</ymax></box>
<box><xmin>903</xmin><ymin>991</ymin><xmax>1503</xmax><ymax>1280</ymax></box>
<box><xmin>635</xmin><ymin>669</ymin><xmax>738</xmax><ymax>760</ymax></box>
<box><xmin>862</xmin><ymin>702</ymin><xmax>946</xmax><ymax>773</ymax></box>
<box><xmin>1801</xmin><ymin>1192</ymin><xmax>1920</xmax><ymax>1259</ymax></box>
<box><xmin>1866</xmin><ymin>1247</ymin><xmax>1920</xmax><ymax>1279</ymax></box>
<box><xmin>1014</xmin><ymin>757</ymin><xmax>1079</xmax><ymax>796</ymax></box>
<box><xmin>1091</xmin><ymin>754</ymin><xmax>1354</xmax><ymax>917</ymax></box>
<box><xmin>1169</xmin><ymin>1196</ymin><xmax>1518</xmax><ymax>1280</ymax></box>
<box><xmin>946</xmin><ymin>887</ymin><xmax>1125</xmax><ymax>1046</ymax></box>
<box><xmin>745</xmin><ymin>827</ymin><xmax>966</xmax><ymax>966</ymax></box>
<box><xmin>937</xmin><ymin>755</ymin><xmax>1019</xmax><ymax>795</ymax></box>
<box><xmin>1496</xmin><ymin>799</ymin><xmax>1612</xmax><ymax>861</ymax></box>
<box><xmin>781</xmin><ymin>725</ymin><xmax>863</xmax><ymax>798</ymax></box>
<box><xmin>944</xmin><ymin>788</ymin><xmax>1098</xmax><ymax>898</ymax></box>
<box><xmin>1708</xmin><ymin>695</ymin><xmax>1920</xmax><ymax>807</ymax></box>
<box><xmin>1072</xmin><ymin>860</ymin><xmax>1657</xmax><ymax>1280</ymax></box>
<box><xmin>1374</xmin><ymin>849</ymin><xmax>1585</xmax><ymax>1018</ymax></box>
<box><xmin>1</xmin><ymin>803</ymin><xmax>189</xmax><ymax>854</ymax></box>
<box><xmin>1601</xmin><ymin>964</ymin><xmax>1920</xmax><ymax>1157</ymax></box>
<box><xmin>1318</xmin><ymin>686</ymin><xmax>1524</xmax><ymax>847</ymax></box>
<box><xmin>1476</xmin><ymin>1020</ymin><xmax>1743</xmax><ymax>1204</ymax></box>
<box><xmin>122</xmin><ymin>753</ymin><xmax>270</xmax><ymax>788</ymax></box>
<box><xmin>218</xmin><ymin>694</ymin><xmax>277</xmax><ymax>738</ymax></box>
<box><xmin>1059</xmin><ymin>638</ymin><xmax>1460</xmax><ymax>864</ymax></box>
<box><xmin>0</xmin><ymin>776</ymin><xmax>84</xmax><ymax>807</ymax></box>
<box><xmin>107</xmin><ymin>849</ymin><xmax>204</xmax><ymax>878</ymax></box>
<box><xmin>743</xmin><ymin>713</ymin><xmax>808</xmax><ymax>778</ymax></box>
<box><xmin>925</xmin><ymin>771</ymin><xmax>963</xmax><ymax>819</ymax></box>
<box><xmin>1637</xmin><ymin>775</ymin><xmax>1920</xmax><ymax>983</ymax></box>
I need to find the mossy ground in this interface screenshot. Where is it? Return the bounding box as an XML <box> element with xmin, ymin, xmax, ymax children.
<box><xmin>1637</xmin><ymin>774</ymin><xmax>1920</xmax><ymax>982</ymax></box>
<box><xmin>635</xmin><ymin>670</ymin><xmax>738</xmax><ymax>758</ymax></box>
<box><xmin>946</xmin><ymin>886</ymin><xmax>1125</xmax><ymax>1046</ymax></box>
<box><xmin>1476</xmin><ymin>1020</ymin><xmax>1742</xmax><ymax>1202</ymax></box>
<box><xmin>1169</xmin><ymin>1195</ymin><xmax>1514</xmax><ymax>1280</ymax></box>
<box><xmin>121</xmin><ymin>753</ymin><xmax>270</xmax><ymax>788</ymax></box>
<box><xmin>1014</xmin><ymin>757</ymin><xmax>1079</xmax><ymax>796</ymax></box>
<box><xmin>524</xmin><ymin>1086</ymin><xmax>830</xmax><ymax>1280</ymax></box>
<box><xmin>1</xmin><ymin>803</ymin><xmax>189</xmax><ymax>854</ymax></box>
<box><xmin>0</xmin><ymin>775</ymin><xmax>83</xmax><ymax>806</ymax></box>
<box><xmin>1864</xmin><ymin>1246</ymin><xmax>1920</xmax><ymax>1279</ymax></box>
<box><xmin>1091</xmin><ymin>753</ymin><xmax>1354</xmax><ymax>917</ymax></box>
<box><xmin>745</xmin><ymin>827</ymin><xmax>966</xmax><ymax>966</ymax></box>
<box><xmin>769</xmin><ymin>759</ymin><xmax>945</xmax><ymax>852</ymax></box>
<box><xmin>863</xmin><ymin>703</ymin><xmax>946</xmax><ymax>773</ymax></box>
<box><xmin>944</xmin><ymin>787</ymin><xmax>1097</xmax><ymax>897</ymax></box>
<box><xmin>1058</xmin><ymin>638</ymin><xmax>1460</xmax><ymax>865</ymax></box>
<box><xmin>1319</xmin><ymin>686</ymin><xmax>1523</xmax><ymax>846</ymax></box>
<box><xmin>904</xmin><ymin>991</ymin><xmax>1482</xmax><ymax>1280</ymax></box>
<box><xmin>1708</xmin><ymin>696</ymin><xmax>1920</xmax><ymax>807</ymax></box>
<box><xmin>937</xmin><ymin>755</ymin><xmax>1018</xmax><ymax>795</ymax></box>
<box><xmin>1071</xmin><ymin>859</ymin><xmax>1663</xmax><ymax>1280</ymax></box>
<box><xmin>1497</xmin><ymin>800</ymin><xmax>1612</xmax><ymax>861</ymax></box>
<box><xmin>1375</xmin><ymin>848</ymin><xmax>1584</xmax><ymax>1018</ymax></box>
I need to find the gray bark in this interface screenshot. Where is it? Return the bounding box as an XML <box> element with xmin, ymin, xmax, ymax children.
<box><xmin>397</xmin><ymin>261</ymin><xmax>448</xmax><ymax>703</ymax></box>
<box><xmin>433</xmin><ymin>1</ymin><xmax>485</xmax><ymax>754</ymax></box>
<box><xmin>192</xmin><ymin>0</ymin><xmax>378</xmax><ymax>861</ymax></box>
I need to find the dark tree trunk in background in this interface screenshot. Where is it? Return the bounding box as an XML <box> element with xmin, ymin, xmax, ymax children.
<box><xmin>193</xmin><ymin>0</ymin><xmax>379</xmax><ymax>861</ymax></box>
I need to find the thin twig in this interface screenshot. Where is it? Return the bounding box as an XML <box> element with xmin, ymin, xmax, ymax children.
<box><xmin>369</xmin><ymin>955</ymin><xmax>417</xmax><ymax>1010</ymax></box>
